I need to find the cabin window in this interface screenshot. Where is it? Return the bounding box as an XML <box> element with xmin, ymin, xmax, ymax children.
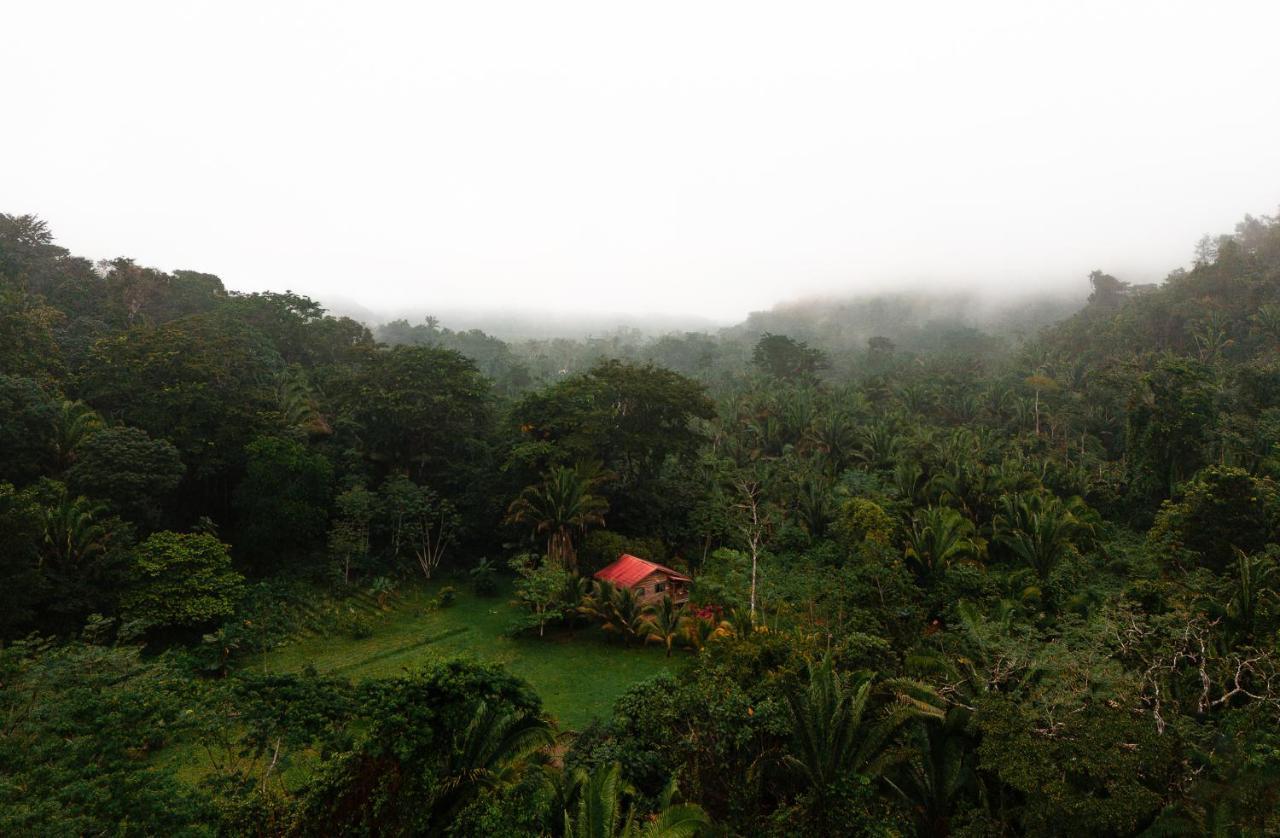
<box><xmin>655</xmin><ymin>582</ymin><xmax>666</xmax><ymax>593</ymax></box>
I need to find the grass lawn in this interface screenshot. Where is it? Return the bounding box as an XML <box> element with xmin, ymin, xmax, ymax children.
<box><xmin>246</xmin><ymin>581</ymin><xmax>685</xmax><ymax>730</ymax></box>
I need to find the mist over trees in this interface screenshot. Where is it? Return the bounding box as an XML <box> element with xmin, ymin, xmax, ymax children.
<box><xmin>3</xmin><ymin>208</ymin><xmax>1280</xmax><ymax>834</ymax></box>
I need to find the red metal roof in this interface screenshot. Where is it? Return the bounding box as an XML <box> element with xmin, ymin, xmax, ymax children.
<box><xmin>593</xmin><ymin>553</ymin><xmax>691</xmax><ymax>587</ymax></box>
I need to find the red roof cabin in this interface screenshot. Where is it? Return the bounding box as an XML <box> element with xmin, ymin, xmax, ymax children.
<box><xmin>594</xmin><ymin>554</ymin><xmax>691</xmax><ymax>605</ymax></box>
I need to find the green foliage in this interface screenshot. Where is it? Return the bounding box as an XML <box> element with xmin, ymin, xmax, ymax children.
<box><xmin>122</xmin><ymin>531</ymin><xmax>244</xmax><ymax>632</ymax></box>
<box><xmin>976</xmin><ymin>695</ymin><xmax>1182</xmax><ymax>835</ymax></box>
<box><xmin>509</xmin><ymin>553</ymin><xmax>574</xmax><ymax>637</ymax></box>
<box><xmin>561</xmin><ymin>760</ymin><xmax>711</xmax><ymax>838</ymax></box>
<box><xmin>993</xmin><ymin>491</ymin><xmax>1099</xmax><ymax>584</ymax></box>
<box><xmin>294</xmin><ymin>659</ymin><xmax>551</xmax><ymax>836</ymax></box>
<box><xmin>752</xmin><ymin>332</ymin><xmax>828</xmax><ymax>380</ymax></box>
<box><xmin>234</xmin><ymin>435</ymin><xmax>334</xmax><ymax>570</ymax></box>
<box><xmin>0</xmin><ymin>482</ymin><xmax>46</xmax><ymax>634</ymax></box>
<box><xmin>328</xmin><ymin>483</ymin><xmax>375</xmax><ymax>583</ymax></box>
<box><xmin>641</xmin><ymin>596</ymin><xmax>689</xmax><ymax>657</ymax></box>
<box><xmin>510</xmin><ymin>360</ymin><xmax>713</xmax><ymax>533</ymax></box>
<box><xmin>471</xmin><ymin>556</ymin><xmax>501</xmax><ymax>596</ymax></box>
<box><xmin>1126</xmin><ymin>356</ymin><xmax>1218</xmax><ymax>499</ymax></box>
<box><xmin>580</xmin><ymin>580</ymin><xmax>653</xmax><ymax>646</ymax></box>
<box><xmin>831</xmin><ymin>496</ymin><xmax>895</xmax><ymax>551</ymax></box>
<box><xmin>0</xmin><ymin>286</ymin><xmax>64</xmax><ymax>381</ymax></box>
<box><xmin>1149</xmin><ymin>465</ymin><xmax>1278</xmax><ymax>573</ymax></box>
<box><xmin>32</xmin><ymin>480</ymin><xmax>131</xmax><ymax>628</ymax></box>
<box><xmin>782</xmin><ymin>655</ymin><xmax>943</xmax><ymax>827</ymax></box>
<box><xmin>335</xmin><ymin>608</ymin><xmax>374</xmax><ymax>639</ymax></box>
<box><xmin>378</xmin><ymin>474</ymin><xmax>462</xmax><ymax>579</ymax></box>
<box><xmin>78</xmin><ymin>312</ymin><xmax>277</xmax><ymax>495</ymax></box>
<box><xmin>0</xmin><ymin>374</ymin><xmax>57</xmax><ymax>483</ymax></box>
<box><xmin>11</xmin><ymin>209</ymin><xmax>1280</xmax><ymax>835</ymax></box>
<box><xmin>0</xmin><ymin>636</ymin><xmax>215</xmax><ymax>834</ymax></box>
<box><xmin>507</xmin><ymin>464</ymin><xmax>609</xmax><ymax>571</ymax></box>
<box><xmin>340</xmin><ymin>344</ymin><xmax>493</xmax><ymax>487</ymax></box>
<box><xmin>66</xmin><ymin>425</ymin><xmax>184</xmax><ymax>528</ymax></box>
<box><xmin>903</xmin><ymin>505</ymin><xmax>980</xmax><ymax>586</ymax></box>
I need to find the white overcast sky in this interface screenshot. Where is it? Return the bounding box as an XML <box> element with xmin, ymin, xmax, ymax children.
<box><xmin>4</xmin><ymin>1</ymin><xmax>1280</xmax><ymax>322</ymax></box>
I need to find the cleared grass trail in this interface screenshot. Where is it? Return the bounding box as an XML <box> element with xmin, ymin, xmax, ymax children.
<box><xmin>250</xmin><ymin>581</ymin><xmax>683</xmax><ymax>729</ymax></box>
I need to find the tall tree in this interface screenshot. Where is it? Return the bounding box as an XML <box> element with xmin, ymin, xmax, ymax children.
<box><xmin>78</xmin><ymin>312</ymin><xmax>277</xmax><ymax>516</ymax></box>
<box><xmin>122</xmin><ymin>531</ymin><xmax>244</xmax><ymax>633</ymax></box>
<box><xmin>783</xmin><ymin>656</ymin><xmax>942</xmax><ymax>827</ymax></box>
<box><xmin>506</xmin><ymin>464</ymin><xmax>609</xmax><ymax>571</ymax></box>
<box><xmin>752</xmin><ymin>333</ymin><xmax>828</xmax><ymax>380</ymax></box>
<box><xmin>66</xmin><ymin>426</ymin><xmax>184</xmax><ymax>529</ymax></box>
<box><xmin>233</xmin><ymin>436</ymin><xmax>333</xmax><ymax>571</ymax></box>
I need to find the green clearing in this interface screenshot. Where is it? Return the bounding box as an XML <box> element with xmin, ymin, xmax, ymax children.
<box><xmin>246</xmin><ymin>581</ymin><xmax>684</xmax><ymax>730</ymax></box>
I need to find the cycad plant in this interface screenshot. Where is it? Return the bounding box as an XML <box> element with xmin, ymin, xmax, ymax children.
<box><xmin>805</xmin><ymin>409</ymin><xmax>857</xmax><ymax>477</ymax></box>
<box><xmin>992</xmin><ymin>492</ymin><xmax>1097</xmax><ymax>583</ymax></box>
<box><xmin>783</xmin><ymin>655</ymin><xmax>944</xmax><ymax>823</ymax></box>
<box><xmin>885</xmin><ymin>707</ymin><xmax>975</xmax><ymax>838</ymax></box>
<box><xmin>429</xmin><ymin>701</ymin><xmax>554</xmax><ymax>831</ymax></box>
<box><xmin>39</xmin><ymin>489</ymin><xmax>112</xmax><ymax>573</ymax></box>
<box><xmin>903</xmin><ymin>506</ymin><xmax>980</xmax><ymax>586</ymax></box>
<box><xmin>562</xmin><ymin>761</ymin><xmax>709</xmax><ymax>838</ymax></box>
<box><xmin>1222</xmin><ymin>547</ymin><xmax>1278</xmax><ymax>641</ymax></box>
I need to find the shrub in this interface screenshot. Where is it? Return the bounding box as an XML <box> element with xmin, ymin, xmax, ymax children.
<box><xmin>335</xmin><ymin>610</ymin><xmax>373</xmax><ymax>640</ymax></box>
<box><xmin>1148</xmin><ymin>466</ymin><xmax>1279</xmax><ymax>573</ymax></box>
<box><xmin>431</xmin><ymin>586</ymin><xmax>457</xmax><ymax>609</ymax></box>
<box><xmin>470</xmin><ymin>558</ymin><xmax>499</xmax><ymax>597</ymax></box>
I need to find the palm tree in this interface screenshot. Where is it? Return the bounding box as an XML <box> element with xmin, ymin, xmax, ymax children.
<box><xmin>805</xmin><ymin>409</ymin><xmax>857</xmax><ymax>477</ymax></box>
<box><xmin>783</xmin><ymin>656</ymin><xmax>943</xmax><ymax>822</ymax></box>
<box><xmin>369</xmin><ymin>575</ymin><xmax>397</xmax><ymax>609</ymax></box>
<box><xmin>894</xmin><ymin>383</ymin><xmax>935</xmax><ymax>415</ymax></box>
<box><xmin>1249</xmin><ymin>302</ymin><xmax>1280</xmax><ymax>352</ymax></box>
<box><xmin>684</xmin><ymin>615</ymin><xmax>719</xmax><ymax>651</ymax></box>
<box><xmin>51</xmin><ymin>399</ymin><xmax>102</xmax><ymax>471</ymax></box>
<box><xmin>885</xmin><ymin>708</ymin><xmax>974</xmax><ymax>837</ymax></box>
<box><xmin>506</xmin><ymin>464</ymin><xmax>609</xmax><ymax>572</ymax></box>
<box><xmin>581</xmin><ymin>581</ymin><xmax>651</xmax><ymax>646</ymax></box>
<box><xmin>856</xmin><ymin>423</ymin><xmax>904</xmax><ymax>471</ymax></box>
<box><xmin>275</xmin><ymin>366</ymin><xmax>332</xmax><ymax>437</ymax></box>
<box><xmin>893</xmin><ymin>461</ymin><xmax>928</xmax><ymax>506</ymax></box>
<box><xmin>427</xmin><ymin>701</ymin><xmax>553</xmax><ymax>832</ymax></box>
<box><xmin>1223</xmin><ymin>547</ymin><xmax>1278</xmax><ymax>641</ymax></box>
<box><xmin>559</xmin><ymin>573</ymin><xmax>592</xmax><ymax>629</ymax></box>
<box><xmin>39</xmin><ymin>490</ymin><xmax>112</xmax><ymax>572</ymax></box>
<box><xmin>469</xmin><ymin>556</ymin><xmax>499</xmax><ymax>596</ymax></box>
<box><xmin>992</xmin><ymin>492</ymin><xmax>1097</xmax><ymax>583</ymax></box>
<box><xmin>642</xmin><ymin>596</ymin><xmax>687</xmax><ymax>657</ymax></box>
<box><xmin>792</xmin><ymin>475</ymin><xmax>834</xmax><ymax>539</ymax></box>
<box><xmin>1192</xmin><ymin>311</ymin><xmax>1235</xmax><ymax>364</ymax></box>
<box><xmin>562</xmin><ymin>761</ymin><xmax>709</xmax><ymax>838</ymax></box>
<box><xmin>903</xmin><ymin>506</ymin><xmax>980</xmax><ymax>585</ymax></box>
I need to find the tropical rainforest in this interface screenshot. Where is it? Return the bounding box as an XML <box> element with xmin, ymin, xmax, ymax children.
<box><xmin>3</xmin><ymin>209</ymin><xmax>1280</xmax><ymax>836</ymax></box>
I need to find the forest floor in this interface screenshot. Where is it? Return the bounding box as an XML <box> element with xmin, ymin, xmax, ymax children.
<box><xmin>247</xmin><ymin>580</ymin><xmax>684</xmax><ymax>730</ymax></box>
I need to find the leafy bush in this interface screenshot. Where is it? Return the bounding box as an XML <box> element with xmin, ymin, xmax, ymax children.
<box><xmin>122</xmin><ymin>531</ymin><xmax>244</xmax><ymax>633</ymax></box>
<box><xmin>335</xmin><ymin>610</ymin><xmax>374</xmax><ymax>640</ymax></box>
<box><xmin>470</xmin><ymin>558</ymin><xmax>499</xmax><ymax>597</ymax></box>
<box><xmin>426</xmin><ymin>585</ymin><xmax>457</xmax><ymax>609</ymax></box>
